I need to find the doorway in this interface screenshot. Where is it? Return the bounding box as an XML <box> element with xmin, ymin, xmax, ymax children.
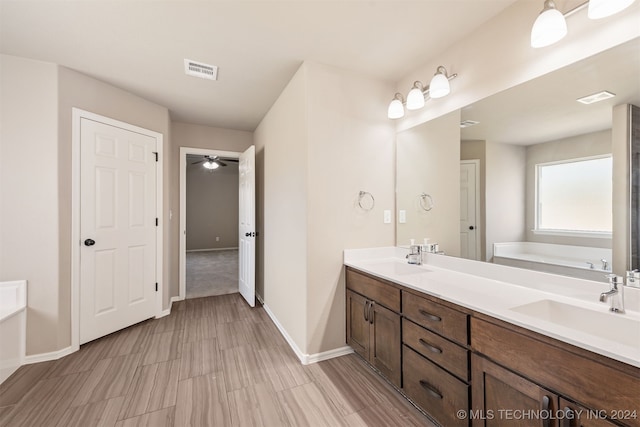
<box><xmin>460</xmin><ymin>159</ymin><xmax>481</xmax><ymax>260</ymax></box>
<box><xmin>180</xmin><ymin>148</ymin><xmax>240</xmax><ymax>299</ymax></box>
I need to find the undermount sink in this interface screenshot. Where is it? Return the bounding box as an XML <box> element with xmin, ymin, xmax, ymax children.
<box><xmin>368</xmin><ymin>261</ymin><xmax>428</xmax><ymax>276</ymax></box>
<box><xmin>510</xmin><ymin>299</ymin><xmax>640</xmax><ymax>348</ymax></box>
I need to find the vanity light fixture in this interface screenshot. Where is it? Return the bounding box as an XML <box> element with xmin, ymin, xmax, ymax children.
<box><xmin>531</xmin><ymin>0</ymin><xmax>636</xmax><ymax>48</ymax></box>
<box><xmin>387</xmin><ymin>66</ymin><xmax>457</xmax><ymax>119</ymax></box>
<box><xmin>531</xmin><ymin>0</ymin><xmax>568</xmax><ymax>48</ymax></box>
<box><xmin>388</xmin><ymin>93</ymin><xmax>406</xmax><ymax>119</ymax></box>
<box><xmin>588</xmin><ymin>0</ymin><xmax>636</xmax><ymax>19</ymax></box>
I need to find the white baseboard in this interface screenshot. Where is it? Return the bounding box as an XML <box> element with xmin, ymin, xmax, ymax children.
<box><xmin>261</xmin><ymin>303</ymin><xmax>353</xmax><ymax>365</ymax></box>
<box><xmin>157</xmin><ymin>296</ymin><xmax>183</xmax><ymax>318</ymax></box>
<box><xmin>306</xmin><ymin>346</ymin><xmax>354</xmax><ymax>364</ymax></box>
<box><xmin>23</xmin><ymin>344</ymin><xmax>78</xmax><ymax>365</ymax></box>
<box><xmin>186</xmin><ymin>247</ymin><xmax>238</xmax><ymax>253</ymax></box>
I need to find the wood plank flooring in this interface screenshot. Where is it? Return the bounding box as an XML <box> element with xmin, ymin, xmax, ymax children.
<box><xmin>0</xmin><ymin>293</ymin><xmax>434</xmax><ymax>426</ymax></box>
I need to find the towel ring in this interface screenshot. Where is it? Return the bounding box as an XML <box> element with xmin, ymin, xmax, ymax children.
<box><xmin>358</xmin><ymin>191</ymin><xmax>375</xmax><ymax>211</ymax></box>
<box><xmin>419</xmin><ymin>193</ymin><xmax>434</xmax><ymax>211</ymax></box>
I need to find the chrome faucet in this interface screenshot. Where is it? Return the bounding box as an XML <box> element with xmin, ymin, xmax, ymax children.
<box><xmin>585</xmin><ymin>261</ymin><xmax>594</xmax><ymax>269</ymax></box>
<box><xmin>626</xmin><ymin>270</ymin><xmax>640</xmax><ymax>288</ymax></box>
<box><xmin>601</xmin><ymin>258</ymin><xmax>609</xmax><ymax>271</ymax></box>
<box><xmin>406</xmin><ymin>244</ymin><xmax>422</xmax><ymax>265</ymax></box>
<box><xmin>599</xmin><ymin>274</ymin><xmax>625</xmax><ymax>313</ymax></box>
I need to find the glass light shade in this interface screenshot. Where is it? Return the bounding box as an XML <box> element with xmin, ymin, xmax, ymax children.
<box><xmin>387</xmin><ymin>98</ymin><xmax>405</xmax><ymax>119</ymax></box>
<box><xmin>406</xmin><ymin>87</ymin><xmax>425</xmax><ymax>110</ymax></box>
<box><xmin>203</xmin><ymin>161</ymin><xmax>219</xmax><ymax>170</ymax></box>
<box><xmin>429</xmin><ymin>73</ymin><xmax>450</xmax><ymax>99</ymax></box>
<box><xmin>588</xmin><ymin>0</ymin><xmax>636</xmax><ymax>19</ymax></box>
<box><xmin>530</xmin><ymin>7</ymin><xmax>567</xmax><ymax>48</ymax></box>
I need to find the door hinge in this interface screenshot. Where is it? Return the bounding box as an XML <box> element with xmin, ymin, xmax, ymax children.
<box><xmin>156</xmin><ymin>218</ymin><xmax>159</xmax><ymax>226</ymax></box>
<box><xmin>153</xmin><ymin>152</ymin><xmax>158</xmax><ymax>162</ymax></box>
<box><xmin>155</xmin><ymin>282</ymin><xmax>158</xmax><ymax>292</ymax></box>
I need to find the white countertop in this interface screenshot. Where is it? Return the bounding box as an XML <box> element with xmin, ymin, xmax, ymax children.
<box><xmin>344</xmin><ymin>247</ymin><xmax>640</xmax><ymax>368</ymax></box>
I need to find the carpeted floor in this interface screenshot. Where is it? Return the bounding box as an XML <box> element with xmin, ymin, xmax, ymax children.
<box><xmin>186</xmin><ymin>249</ymin><xmax>238</xmax><ymax>299</ymax></box>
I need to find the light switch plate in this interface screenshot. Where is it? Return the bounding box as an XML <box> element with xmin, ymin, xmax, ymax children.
<box><xmin>399</xmin><ymin>210</ymin><xmax>406</xmax><ymax>223</ymax></box>
<box><xmin>383</xmin><ymin>210</ymin><xmax>391</xmax><ymax>224</ymax></box>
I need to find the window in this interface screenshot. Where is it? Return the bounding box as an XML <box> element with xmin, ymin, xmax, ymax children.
<box><xmin>535</xmin><ymin>156</ymin><xmax>612</xmax><ymax>236</ymax></box>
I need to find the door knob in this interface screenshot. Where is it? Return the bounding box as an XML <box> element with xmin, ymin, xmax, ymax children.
<box><xmin>84</xmin><ymin>239</ymin><xmax>96</xmax><ymax>246</ymax></box>
<box><xmin>245</xmin><ymin>232</ymin><xmax>256</xmax><ymax>237</ymax></box>
<box><xmin>469</xmin><ymin>226</ymin><xmax>475</xmax><ymax>230</ymax></box>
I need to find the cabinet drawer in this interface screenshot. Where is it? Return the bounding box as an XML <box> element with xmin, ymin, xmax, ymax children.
<box><xmin>346</xmin><ymin>268</ymin><xmax>400</xmax><ymax>312</ymax></box>
<box><xmin>403</xmin><ymin>345</ymin><xmax>469</xmax><ymax>427</ymax></box>
<box><xmin>403</xmin><ymin>291</ymin><xmax>468</xmax><ymax>345</ymax></box>
<box><xmin>403</xmin><ymin>318</ymin><xmax>469</xmax><ymax>381</ymax></box>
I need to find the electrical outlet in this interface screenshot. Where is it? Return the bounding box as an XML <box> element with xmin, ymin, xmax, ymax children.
<box><xmin>399</xmin><ymin>210</ymin><xmax>406</xmax><ymax>223</ymax></box>
<box><xmin>216</xmin><ymin>236</ymin><xmax>220</xmax><ymax>242</ymax></box>
<box><xmin>383</xmin><ymin>210</ymin><xmax>391</xmax><ymax>224</ymax></box>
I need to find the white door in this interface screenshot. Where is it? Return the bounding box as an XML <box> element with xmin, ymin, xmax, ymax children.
<box><xmin>80</xmin><ymin>118</ymin><xmax>157</xmax><ymax>344</ymax></box>
<box><xmin>460</xmin><ymin>161</ymin><xmax>480</xmax><ymax>260</ymax></box>
<box><xmin>238</xmin><ymin>145</ymin><xmax>256</xmax><ymax>307</ymax></box>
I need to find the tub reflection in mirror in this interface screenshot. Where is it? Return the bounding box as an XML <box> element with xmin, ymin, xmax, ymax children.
<box><xmin>396</xmin><ymin>38</ymin><xmax>640</xmax><ymax>281</ymax></box>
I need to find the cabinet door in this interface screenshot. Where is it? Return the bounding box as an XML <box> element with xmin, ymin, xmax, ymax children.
<box><xmin>370</xmin><ymin>301</ymin><xmax>401</xmax><ymax>387</ymax></box>
<box><xmin>558</xmin><ymin>399</ymin><xmax>620</xmax><ymax>427</ymax></box>
<box><xmin>472</xmin><ymin>355</ymin><xmax>559</xmax><ymax>427</ymax></box>
<box><xmin>346</xmin><ymin>290</ymin><xmax>370</xmax><ymax>359</ymax></box>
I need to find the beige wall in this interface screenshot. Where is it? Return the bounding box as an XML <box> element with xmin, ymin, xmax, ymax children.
<box><xmin>397</xmin><ymin>111</ymin><xmax>461</xmax><ymax>256</ymax></box>
<box><xmin>0</xmin><ymin>55</ymin><xmax>61</xmax><ymax>355</ymax></box>
<box><xmin>254</xmin><ymin>64</ymin><xmax>309</xmax><ymax>350</ymax></box>
<box><xmin>485</xmin><ymin>142</ymin><xmax>526</xmax><ymax>261</ymax></box>
<box><xmin>186</xmin><ymin>163</ymin><xmax>239</xmax><ymax>250</ymax></box>
<box><xmin>169</xmin><ymin>122</ymin><xmax>253</xmax><ymax>299</ymax></box>
<box><xmin>461</xmin><ymin>140</ymin><xmax>486</xmax><ymax>261</ymax></box>
<box><xmin>305</xmin><ymin>62</ymin><xmax>395</xmax><ymax>354</ymax></box>
<box><xmin>525</xmin><ymin>130</ymin><xmax>612</xmax><ymax>248</ymax></box>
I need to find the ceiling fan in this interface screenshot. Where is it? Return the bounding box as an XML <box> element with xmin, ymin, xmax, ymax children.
<box><xmin>191</xmin><ymin>155</ymin><xmax>237</xmax><ymax>170</ymax></box>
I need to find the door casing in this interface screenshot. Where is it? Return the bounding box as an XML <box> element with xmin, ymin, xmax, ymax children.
<box><xmin>178</xmin><ymin>146</ymin><xmax>241</xmax><ymax>300</ymax></box>
<box><xmin>71</xmin><ymin>108</ymin><xmax>163</xmax><ymax>351</ymax></box>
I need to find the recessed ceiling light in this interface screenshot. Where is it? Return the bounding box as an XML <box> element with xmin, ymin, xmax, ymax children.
<box><xmin>576</xmin><ymin>91</ymin><xmax>616</xmax><ymax>105</ymax></box>
<box><xmin>460</xmin><ymin>120</ymin><xmax>480</xmax><ymax>128</ymax></box>
<box><xmin>184</xmin><ymin>59</ymin><xmax>218</xmax><ymax>81</ymax></box>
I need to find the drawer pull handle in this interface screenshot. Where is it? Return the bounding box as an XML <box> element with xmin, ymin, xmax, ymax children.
<box><xmin>418</xmin><ymin>339</ymin><xmax>442</xmax><ymax>354</ymax></box>
<box><xmin>418</xmin><ymin>309</ymin><xmax>441</xmax><ymax>322</ymax></box>
<box><xmin>560</xmin><ymin>407</ymin><xmax>573</xmax><ymax>427</ymax></box>
<box><xmin>368</xmin><ymin>301</ymin><xmax>375</xmax><ymax>324</ymax></box>
<box><xmin>419</xmin><ymin>380</ymin><xmax>443</xmax><ymax>399</ymax></box>
<box><xmin>541</xmin><ymin>395</ymin><xmax>551</xmax><ymax>427</ymax></box>
<box><xmin>363</xmin><ymin>301</ymin><xmax>368</xmax><ymax>322</ymax></box>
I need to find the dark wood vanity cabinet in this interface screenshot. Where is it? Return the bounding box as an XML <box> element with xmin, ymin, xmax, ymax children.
<box><xmin>402</xmin><ymin>291</ymin><xmax>471</xmax><ymax>427</ymax></box>
<box><xmin>471</xmin><ymin>317</ymin><xmax>640</xmax><ymax>427</ymax></box>
<box><xmin>346</xmin><ymin>269</ymin><xmax>401</xmax><ymax>387</ymax></box>
<box><xmin>345</xmin><ymin>266</ymin><xmax>639</xmax><ymax>427</ymax></box>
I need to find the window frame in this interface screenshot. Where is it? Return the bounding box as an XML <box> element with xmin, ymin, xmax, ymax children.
<box><xmin>533</xmin><ymin>154</ymin><xmax>612</xmax><ymax>239</ymax></box>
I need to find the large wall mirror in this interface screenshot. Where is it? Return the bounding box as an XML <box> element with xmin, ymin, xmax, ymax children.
<box><xmin>396</xmin><ymin>38</ymin><xmax>640</xmax><ymax>282</ymax></box>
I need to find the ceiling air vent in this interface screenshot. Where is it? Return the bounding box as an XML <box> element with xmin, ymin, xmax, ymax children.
<box><xmin>184</xmin><ymin>59</ymin><xmax>218</xmax><ymax>81</ymax></box>
<box><xmin>576</xmin><ymin>91</ymin><xmax>615</xmax><ymax>105</ymax></box>
<box><xmin>460</xmin><ymin>120</ymin><xmax>480</xmax><ymax>128</ymax></box>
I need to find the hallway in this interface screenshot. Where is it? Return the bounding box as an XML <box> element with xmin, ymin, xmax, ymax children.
<box><xmin>0</xmin><ymin>294</ymin><xmax>432</xmax><ymax>427</ymax></box>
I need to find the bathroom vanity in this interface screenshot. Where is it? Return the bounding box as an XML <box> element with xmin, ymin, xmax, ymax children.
<box><xmin>344</xmin><ymin>248</ymin><xmax>640</xmax><ymax>427</ymax></box>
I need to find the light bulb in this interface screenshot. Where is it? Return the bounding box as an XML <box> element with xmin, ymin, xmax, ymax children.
<box><xmin>203</xmin><ymin>161</ymin><xmax>219</xmax><ymax>170</ymax></box>
<box><xmin>406</xmin><ymin>82</ymin><xmax>425</xmax><ymax>110</ymax></box>
<box><xmin>588</xmin><ymin>0</ymin><xmax>636</xmax><ymax>19</ymax></box>
<box><xmin>531</xmin><ymin>0</ymin><xmax>567</xmax><ymax>48</ymax></box>
<box><xmin>429</xmin><ymin>70</ymin><xmax>450</xmax><ymax>99</ymax></box>
<box><xmin>387</xmin><ymin>94</ymin><xmax>405</xmax><ymax>119</ymax></box>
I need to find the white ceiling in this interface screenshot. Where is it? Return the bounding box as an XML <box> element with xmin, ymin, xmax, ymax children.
<box><xmin>0</xmin><ymin>0</ymin><xmax>519</xmax><ymax>131</ymax></box>
<box><xmin>461</xmin><ymin>38</ymin><xmax>640</xmax><ymax>145</ymax></box>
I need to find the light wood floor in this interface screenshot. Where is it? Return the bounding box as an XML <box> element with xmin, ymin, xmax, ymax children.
<box><xmin>0</xmin><ymin>293</ymin><xmax>434</xmax><ymax>427</ymax></box>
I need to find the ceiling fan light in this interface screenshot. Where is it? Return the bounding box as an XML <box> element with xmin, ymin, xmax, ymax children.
<box><xmin>531</xmin><ymin>0</ymin><xmax>567</xmax><ymax>48</ymax></box>
<box><xmin>203</xmin><ymin>160</ymin><xmax>219</xmax><ymax>169</ymax></box>
<box><xmin>388</xmin><ymin>93</ymin><xmax>405</xmax><ymax>119</ymax></box>
<box><xmin>406</xmin><ymin>82</ymin><xmax>425</xmax><ymax>110</ymax></box>
<box><xmin>588</xmin><ymin>0</ymin><xmax>636</xmax><ymax>19</ymax></box>
<box><xmin>429</xmin><ymin>68</ymin><xmax>450</xmax><ymax>99</ymax></box>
